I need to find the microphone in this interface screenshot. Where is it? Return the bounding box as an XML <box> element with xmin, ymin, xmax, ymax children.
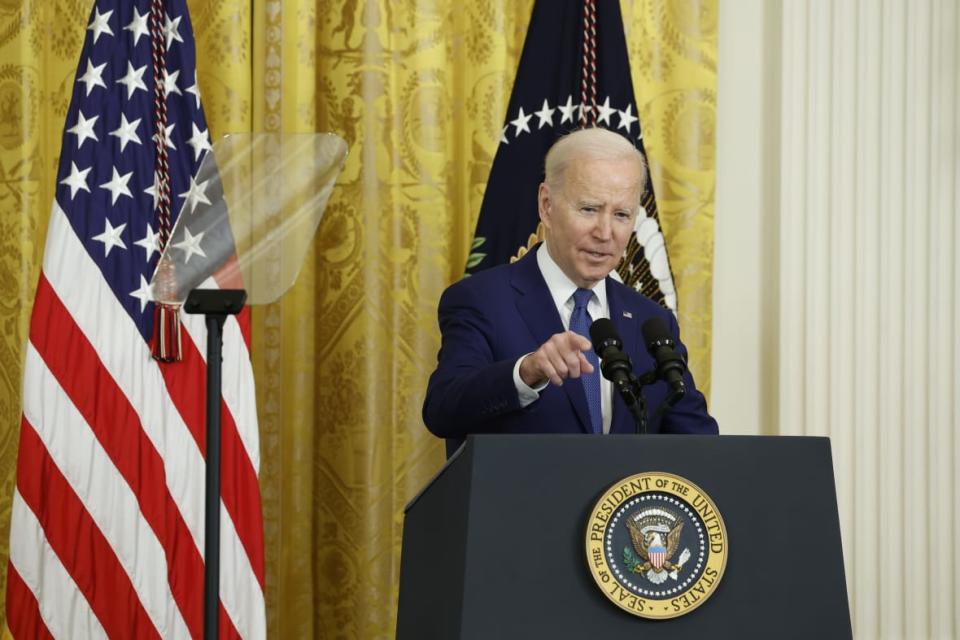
<box><xmin>590</xmin><ymin>318</ymin><xmax>647</xmax><ymax>433</ymax></box>
<box><xmin>641</xmin><ymin>317</ymin><xmax>686</xmax><ymax>407</ymax></box>
<box><xmin>588</xmin><ymin>318</ymin><xmax>635</xmax><ymax>395</ymax></box>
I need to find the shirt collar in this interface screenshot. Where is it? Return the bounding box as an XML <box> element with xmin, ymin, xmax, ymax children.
<box><xmin>536</xmin><ymin>242</ymin><xmax>608</xmax><ymax>311</ymax></box>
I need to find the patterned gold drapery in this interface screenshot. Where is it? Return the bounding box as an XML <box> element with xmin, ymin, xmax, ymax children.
<box><xmin>0</xmin><ymin>1</ymin><xmax>715</xmax><ymax>636</ymax></box>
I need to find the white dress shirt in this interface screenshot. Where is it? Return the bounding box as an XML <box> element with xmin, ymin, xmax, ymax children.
<box><xmin>511</xmin><ymin>243</ymin><xmax>613</xmax><ymax>433</ymax></box>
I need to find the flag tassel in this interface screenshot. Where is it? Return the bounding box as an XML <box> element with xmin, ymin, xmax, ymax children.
<box><xmin>152</xmin><ymin>304</ymin><xmax>182</xmax><ymax>362</ymax></box>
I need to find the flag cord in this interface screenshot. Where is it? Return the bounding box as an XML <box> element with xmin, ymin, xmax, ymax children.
<box><xmin>150</xmin><ymin>0</ymin><xmax>182</xmax><ymax>362</ymax></box>
<box><xmin>580</xmin><ymin>0</ymin><xmax>598</xmax><ymax>128</ymax></box>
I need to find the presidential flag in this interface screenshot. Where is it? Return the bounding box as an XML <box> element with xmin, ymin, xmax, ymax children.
<box><xmin>467</xmin><ymin>0</ymin><xmax>677</xmax><ymax>311</ymax></box>
<box><xmin>5</xmin><ymin>1</ymin><xmax>265</xmax><ymax>637</ymax></box>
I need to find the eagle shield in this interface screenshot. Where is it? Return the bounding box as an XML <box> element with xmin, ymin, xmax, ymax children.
<box><xmin>626</xmin><ymin>508</ymin><xmax>684</xmax><ymax>574</ymax></box>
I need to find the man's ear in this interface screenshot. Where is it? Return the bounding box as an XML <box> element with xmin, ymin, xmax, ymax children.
<box><xmin>538</xmin><ymin>182</ymin><xmax>551</xmax><ymax>226</ymax></box>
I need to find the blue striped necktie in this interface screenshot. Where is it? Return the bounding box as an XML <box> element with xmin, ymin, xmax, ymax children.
<box><xmin>569</xmin><ymin>288</ymin><xmax>601</xmax><ymax>433</ymax></box>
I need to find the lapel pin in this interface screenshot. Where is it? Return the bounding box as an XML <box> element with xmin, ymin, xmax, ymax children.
<box><xmin>623</xmin><ymin>311</ymin><xmax>633</xmax><ymax>319</ymax></box>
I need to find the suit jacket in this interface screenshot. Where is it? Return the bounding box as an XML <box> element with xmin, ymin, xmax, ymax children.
<box><xmin>423</xmin><ymin>247</ymin><xmax>718</xmax><ymax>457</ymax></box>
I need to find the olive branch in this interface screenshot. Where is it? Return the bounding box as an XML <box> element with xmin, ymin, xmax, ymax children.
<box><xmin>463</xmin><ymin>236</ymin><xmax>486</xmax><ymax>275</ymax></box>
<box><xmin>623</xmin><ymin>546</ymin><xmax>645</xmax><ymax>573</ymax></box>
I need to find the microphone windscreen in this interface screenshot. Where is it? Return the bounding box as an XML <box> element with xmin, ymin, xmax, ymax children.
<box><xmin>589</xmin><ymin>318</ymin><xmax>620</xmax><ymax>347</ymax></box>
<box><xmin>641</xmin><ymin>317</ymin><xmax>671</xmax><ymax>347</ymax></box>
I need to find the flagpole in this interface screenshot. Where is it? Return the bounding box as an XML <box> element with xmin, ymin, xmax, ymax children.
<box><xmin>184</xmin><ymin>289</ymin><xmax>247</xmax><ymax>640</ymax></box>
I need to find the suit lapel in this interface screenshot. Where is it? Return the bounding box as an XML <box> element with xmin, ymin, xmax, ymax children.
<box><xmin>511</xmin><ymin>248</ymin><xmax>593</xmax><ymax>433</ymax></box>
<box><xmin>606</xmin><ymin>278</ymin><xmax>641</xmax><ymax>434</ymax></box>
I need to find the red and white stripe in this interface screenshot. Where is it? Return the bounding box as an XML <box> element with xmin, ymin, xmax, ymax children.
<box><xmin>7</xmin><ymin>201</ymin><xmax>266</xmax><ymax>637</ymax></box>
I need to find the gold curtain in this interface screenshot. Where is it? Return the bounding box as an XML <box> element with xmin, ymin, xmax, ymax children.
<box><xmin>0</xmin><ymin>1</ymin><xmax>715</xmax><ymax>637</ymax></box>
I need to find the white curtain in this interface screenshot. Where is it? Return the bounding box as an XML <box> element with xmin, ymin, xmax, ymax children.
<box><xmin>714</xmin><ymin>1</ymin><xmax>958</xmax><ymax>637</ymax></box>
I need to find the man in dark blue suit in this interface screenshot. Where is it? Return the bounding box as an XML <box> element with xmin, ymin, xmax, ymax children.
<box><xmin>423</xmin><ymin>128</ymin><xmax>718</xmax><ymax>457</ymax></box>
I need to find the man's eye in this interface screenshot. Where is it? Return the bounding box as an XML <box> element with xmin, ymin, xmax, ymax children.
<box><xmin>581</xmin><ymin>206</ymin><xmax>597</xmax><ymax>214</ymax></box>
<box><xmin>615</xmin><ymin>211</ymin><xmax>632</xmax><ymax>220</ymax></box>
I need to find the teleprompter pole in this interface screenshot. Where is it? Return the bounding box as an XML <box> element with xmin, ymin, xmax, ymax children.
<box><xmin>184</xmin><ymin>289</ymin><xmax>247</xmax><ymax>640</ymax></box>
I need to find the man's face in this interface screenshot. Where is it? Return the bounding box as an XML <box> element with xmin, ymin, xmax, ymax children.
<box><xmin>538</xmin><ymin>155</ymin><xmax>642</xmax><ymax>288</ymax></box>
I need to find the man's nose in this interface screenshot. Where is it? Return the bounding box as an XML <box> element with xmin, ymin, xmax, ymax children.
<box><xmin>593</xmin><ymin>213</ymin><xmax>613</xmax><ymax>239</ymax></box>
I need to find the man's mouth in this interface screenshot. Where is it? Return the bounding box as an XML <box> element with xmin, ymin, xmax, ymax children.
<box><xmin>582</xmin><ymin>249</ymin><xmax>610</xmax><ymax>260</ymax></box>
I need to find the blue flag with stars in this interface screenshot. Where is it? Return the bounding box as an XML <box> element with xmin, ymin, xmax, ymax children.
<box><xmin>467</xmin><ymin>0</ymin><xmax>677</xmax><ymax>311</ymax></box>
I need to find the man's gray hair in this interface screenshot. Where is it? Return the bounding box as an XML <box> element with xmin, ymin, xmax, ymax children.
<box><xmin>544</xmin><ymin>127</ymin><xmax>648</xmax><ymax>191</ymax></box>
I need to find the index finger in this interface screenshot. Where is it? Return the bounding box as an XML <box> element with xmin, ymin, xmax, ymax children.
<box><xmin>566</xmin><ymin>331</ymin><xmax>592</xmax><ymax>353</ymax></box>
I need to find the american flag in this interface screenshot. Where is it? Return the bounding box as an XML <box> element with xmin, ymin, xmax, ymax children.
<box><xmin>5</xmin><ymin>1</ymin><xmax>266</xmax><ymax>638</ymax></box>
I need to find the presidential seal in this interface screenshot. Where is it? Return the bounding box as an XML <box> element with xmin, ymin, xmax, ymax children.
<box><xmin>585</xmin><ymin>472</ymin><xmax>728</xmax><ymax>619</ymax></box>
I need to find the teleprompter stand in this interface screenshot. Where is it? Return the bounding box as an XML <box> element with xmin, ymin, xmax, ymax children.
<box><xmin>150</xmin><ymin>133</ymin><xmax>349</xmax><ymax>640</ymax></box>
